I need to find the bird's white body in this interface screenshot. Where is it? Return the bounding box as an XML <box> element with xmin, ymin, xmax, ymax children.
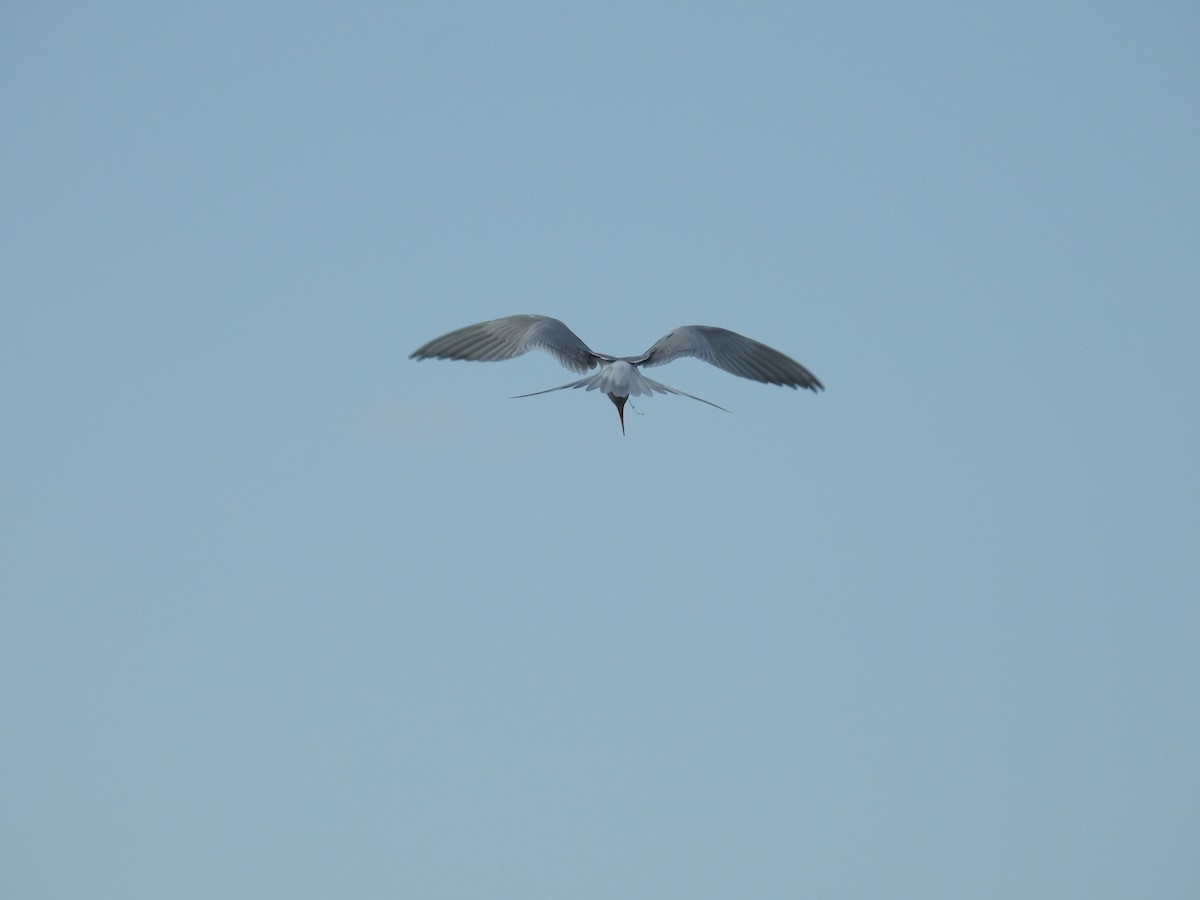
<box><xmin>411</xmin><ymin>314</ymin><xmax>822</xmax><ymax>433</ymax></box>
<box><xmin>579</xmin><ymin>359</ymin><xmax>671</xmax><ymax>397</ymax></box>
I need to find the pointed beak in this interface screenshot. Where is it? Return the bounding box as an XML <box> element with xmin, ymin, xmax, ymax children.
<box><xmin>612</xmin><ymin>395</ymin><xmax>628</xmax><ymax>435</ymax></box>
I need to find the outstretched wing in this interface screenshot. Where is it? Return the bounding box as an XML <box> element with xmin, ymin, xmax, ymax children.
<box><xmin>410</xmin><ymin>315</ymin><xmax>601</xmax><ymax>374</ymax></box>
<box><xmin>635</xmin><ymin>325</ymin><xmax>824</xmax><ymax>392</ymax></box>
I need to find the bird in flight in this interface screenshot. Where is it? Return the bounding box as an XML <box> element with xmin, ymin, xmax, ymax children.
<box><xmin>411</xmin><ymin>314</ymin><xmax>823</xmax><ymax>433</ymax></box>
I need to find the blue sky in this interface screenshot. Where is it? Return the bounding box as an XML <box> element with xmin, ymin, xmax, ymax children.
<box><xmin>2</xmin><ymin>2</ymin><xmax>1198</xmax><ymax>897</ymax></box>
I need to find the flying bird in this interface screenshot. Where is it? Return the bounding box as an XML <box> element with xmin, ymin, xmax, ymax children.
<box><xmin>410</xmin><ymin>314</ymin><xmax>823</xmax><ymax>433</ymax></box>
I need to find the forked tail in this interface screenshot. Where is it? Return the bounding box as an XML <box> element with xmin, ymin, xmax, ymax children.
<box><xmin>512</xmin><ymin>370</ymin><xmax>729</xmax><ymax>412</ymax></box>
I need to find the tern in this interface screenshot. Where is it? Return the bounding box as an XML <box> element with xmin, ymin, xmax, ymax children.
<box><xmin>410</xmin><ymin>314</ymin><xmax>823</xmax><ymax>433</ymax></box>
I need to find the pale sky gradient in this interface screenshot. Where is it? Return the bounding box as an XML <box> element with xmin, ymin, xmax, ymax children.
<box><xmin>3</xmin><ymin>3</ymin><xmax>1198</xmax><ymax>898</ymax></box>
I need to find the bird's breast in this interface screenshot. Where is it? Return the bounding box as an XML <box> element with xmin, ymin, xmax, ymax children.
<box><xmin>589</xmin><ymin>359</ymin><xmax>665</xmax><ymax>398</ymax></box>
<box><xmin>598</xmin><ymin>360</ymin><xmax>636</xmax><ymax>396</ymax></box>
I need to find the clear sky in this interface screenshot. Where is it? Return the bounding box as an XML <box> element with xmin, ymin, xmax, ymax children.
<box><xmin>3</xmin><ymin>2</ymin><xmax>1198</xmax><ymax>898</ymax></box>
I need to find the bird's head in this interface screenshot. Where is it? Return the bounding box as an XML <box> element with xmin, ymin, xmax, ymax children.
<box><xmin>608</xmin><ymin>394</ymin><xmax>628</xmax><ymax>435</ymax></box>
